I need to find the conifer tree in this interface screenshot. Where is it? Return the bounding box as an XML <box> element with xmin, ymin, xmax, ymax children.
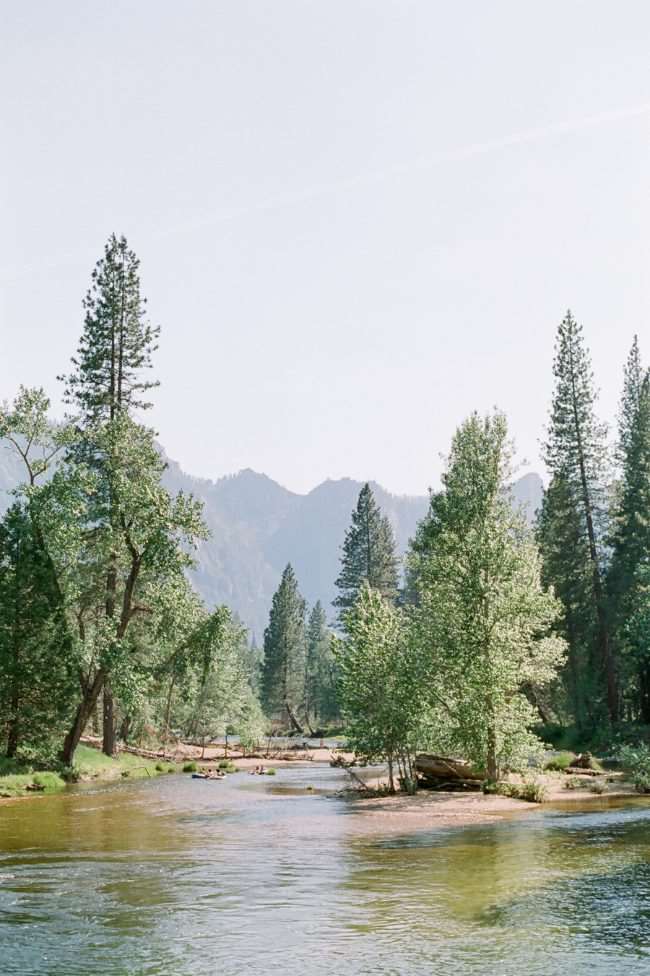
<box><xmin>261</xmin><ymin>565</ymin><xmax>307</xmax><ymax>731</ymax></box>
<box><xmin>61</xmin><ymin>234</ymin><xmax>159</xmax><ymax>425</ymax></box>
<box><xmin>608</xmin><ymin>345</ymin><xmax>650</xmax><ymax>719</ymax></box>
<box><xmin>60</xmin><ymin>234</ymin><xmax>161</xmax><ymax>755</ymax></box>
<box><xmin>304</xmin><ymin>601</ymin><xmax>338</xmax><ymax>729</ymax></box>
<box><xmin>0</xmin><ymin>504</ymin><xmax>76</xmax><ymax>758</ymax></box>
<box><xmin>542</xmin><ymin>311</ymin><xmax>618</xmax><ymax>722</ymax></box>
<box><xmin>334</xmin><ymin>483</ymin><xmax>399</xmax><ymax>623</ymax></box>
<box><xmin>537</xmin><ymin>475</ymin><xmax>597</xmax><ymax>727</ymax></box>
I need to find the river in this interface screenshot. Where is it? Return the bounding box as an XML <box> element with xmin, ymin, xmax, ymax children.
<box><xmin>1</xmin><ymin>764</ymin><xmax>650</xmax><ymax>975</ymax></box>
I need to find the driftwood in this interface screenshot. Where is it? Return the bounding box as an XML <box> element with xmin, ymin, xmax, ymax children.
<box><xmin>415</xmin><ymin>754</ymin><xmax>484</xmax><ymax>783</ymax></box>
<box><xmin>564</xmin><ymin>766</ymin><xmax>601</xmax><ymax>777</ymax></box>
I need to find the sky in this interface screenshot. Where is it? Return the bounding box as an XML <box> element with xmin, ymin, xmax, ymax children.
<box><xmin>1</xmin><ymin>1</ymin><xmax>649</xmax><ymax>496</ymax></box>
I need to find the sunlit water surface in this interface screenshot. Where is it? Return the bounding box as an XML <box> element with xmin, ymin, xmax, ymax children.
<box><xmin>1</xmin><ymin>766</ymin><xmax>650</xmax><ymax>975</ymax></box>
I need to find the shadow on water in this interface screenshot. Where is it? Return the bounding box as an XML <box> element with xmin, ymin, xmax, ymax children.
<box><xmin>1</xmin><ymin>770</ymin><xmax>650</xmax><ymax>975</ymax></box>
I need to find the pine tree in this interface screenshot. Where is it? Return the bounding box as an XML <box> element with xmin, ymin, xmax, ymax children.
<box><xmin>304</xmin><ymin>602</ymin><xmax>338</xmax><ymax>729</ymax></box>
<box><xmin>334</xmin><ymin>483</ymin><xmax>399</xmax><ymax>623</ymax></box>
<box><xmin>61</xmin><ymin>233</ymin><xmax>159</xmax><ymax>425</ymax></box>
<box><xmin>608</xmin><ymin>349</ymin><xmax>650</xmax><ymax>720</ymax></box>
<box><xmin>542</xmin><ymin>311</ymin><xmax>617</xmax><ymax>723</ymax></box>
<box><xmin>59</xmin><ymin>234</ymin><xmax>160</xmax><ymax>755</ymax></box>
<box><xmin>537</xmin><ymin>475</ymin><xmax>597</xmax><ymax>728</ymax></box>
<box><xmin>0</xmin><ymin>504</ymin><xmax>76</xmax><ymax>758</ymax></box>
<box><xmin>617</xmin><ymin>335</ymin><xmax>643</xmax><ymax>463</ymax></box>
<box><xmin>261</xmin><ymin>565</ymin><xmax>307</xmax><ymax>731</ymax></box>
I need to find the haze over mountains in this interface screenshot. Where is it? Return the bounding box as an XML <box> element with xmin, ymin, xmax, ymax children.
<box><xmin>0</xmin><ymin>443</ymin><xmax>543</xmax><ymax>638</ymax></box>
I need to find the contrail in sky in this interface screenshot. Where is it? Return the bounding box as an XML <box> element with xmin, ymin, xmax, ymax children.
<box><xmin>2</xmin><ymin>101</ymin><xmax>649</xmax><ymax>279</ymax></box>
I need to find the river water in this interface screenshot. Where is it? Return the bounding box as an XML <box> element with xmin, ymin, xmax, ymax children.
<box><xmin>1</xmin><ymin>765</ymin><xmax>650</xmax><ymax>975</ymax></box>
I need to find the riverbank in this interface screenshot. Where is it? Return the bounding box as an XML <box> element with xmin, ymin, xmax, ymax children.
<box><xmin>0</xmin><ymin>745</ymin><xmax>176</xmax><ymax>799</ymax></box>
<box><xmin>338</xmin><ymin>766</ymin><xmax>640</xmax><ymax>832</ymax></box>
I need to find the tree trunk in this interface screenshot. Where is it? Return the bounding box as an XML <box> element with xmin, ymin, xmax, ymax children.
<box><xmin>639</xmin><ymin>666</ymin><xmax>650</xmax><ymax>725</ymax></box>
<box><xmin>285</xmin><ymin>703</ymin><xmax>304</xmax><ymax>734</ymax></box>
<box><xmin>6</xmin><ymin>692</ymin><xmax>19</xmax><ymax>759</ymax></box>
<box><xmin>387</xmin><ymin>756</ymin><xmax>395</xmax><ymax>793</ymax></box>
<box><xmin>62</xmin><ymin>669</ymin><xmax>106</xmax><ymax>765</ymax></box>
<box><xmin>486</xmin><ymin>726</ymin><xmax>498</xmax><ymax>782</ymax></box>
<box><xmin>102</xmin><ymin>684</ymin><xmax>116</xmax><ymax>756</ymax></box>
<box><xmin>118</xmin><ymin>715</ymin><xmax>131</xmax><ymax>745</ymax></box>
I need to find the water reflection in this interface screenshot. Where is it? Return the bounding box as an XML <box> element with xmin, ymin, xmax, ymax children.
<box><xmin>1</xmin><ymin>771</ymin><xmax>650</xmax><ymax>975</ymax></box>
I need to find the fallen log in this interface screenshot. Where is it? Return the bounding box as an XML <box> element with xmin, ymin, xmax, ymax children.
<box><xmin>415</xmin><ymin>754</ymin><xmax>484</xmax><ymax>782</ymax></box>
<box><xmin>564</xmin><ymin>766</ymin><xmax>601</xmax><ymax>777</ymax></box>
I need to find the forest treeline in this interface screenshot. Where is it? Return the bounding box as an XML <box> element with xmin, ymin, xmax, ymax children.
<box><xmin>1</xmin><ymin>236</ymin><xmax>649</xmax><ymax>787</ymax></box>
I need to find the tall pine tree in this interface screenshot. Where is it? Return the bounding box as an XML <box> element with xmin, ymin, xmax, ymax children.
<box><xmin>261</xmin><ymin>565</ymin><xmax>307</xmax><ymax>731</ymax></box>
<box><xmin>608</xmin><ymin>338</ymin><xmax>650</xmax><ymax>720</ymax></box>
<box><xmin>334</xmin><ymin>483</ymin><xmax>398</xmax><ymax>623</ymax></box>
<box><xmin>542</xmin><ymin>310</ymin><xmax>617</xmax><ymax>723</ymax></box>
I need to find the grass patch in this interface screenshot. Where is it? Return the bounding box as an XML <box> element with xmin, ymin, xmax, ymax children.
<box><xmin>544</xmin><ymin>751</ymin><xmax>575</xmax><ymax>772</ymax></box>
<box><xmin>182</xmin><ymin>761</ymin><xmax>198</xmax><ymax>773</ymax></box>
<box><xmin>266</xmin><ymin>768</ymin><xmax>277</xmax><ymax>776</ymax></box>
<box><xmin>0</xmin><ymin>745</ymin><xmax>177</xmax><ymax>799</ymax></box>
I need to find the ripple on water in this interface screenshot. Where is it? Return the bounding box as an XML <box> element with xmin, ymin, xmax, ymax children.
<box><xmin>1</xmin><ymin>772</ymin><xmax>650</xmax><ymax>975</ymax></box>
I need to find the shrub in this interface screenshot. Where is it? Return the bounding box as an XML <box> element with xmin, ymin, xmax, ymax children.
<box><xmin>182</xmin><ymin>761</ymin><xmax>198</xmax><ymax>773</ymax></box>
<box><xmin>618</xmin><ymin>744</ymin><xmax>650</xmax><ymax>794</ymax></box>
<box><xmin>121</xmin><ymin>770</ymin><xmax>130</xmax><ymax>778</ymax></box>
<box><xmin>155</xmin><ymin>763</ymin><xmax>164</xmax><ymax>772</ymax></box>
<box><xmin>266</xmin><ymin>768</ymin><xmax>276</xmax><ymax>776</ymax></box>
<box><xmin>482</xmin><ymin>779</ymin><xmax>546</xmax><ymax>802</ymax></box>
<box><xmin>32</xmin><ymin>772</ymin><xmax>64</xmax><ymax>792</ymax></box>
<box><xmin>218</xmin><ymin>760</ymin><xmax>230</xmax><ymax>770</ymax></box>
<box><xmin>589</xmin><ymin>779</ymin><xmax>607</xmax><ymax>794</ymax></box>
<box><xmin>564</xmin><ymin>776</ymin><xmax>583</xmax><ymax>791</ymax></box>
<box><xmin>517</xmin><ymin>781</ymin><xmax>547</xmax><ymax>803</ymax></box>
<box><xmin>544</xmin><ymin>752</ymin><xmax>576</xmax><ymax>772</ymax></box>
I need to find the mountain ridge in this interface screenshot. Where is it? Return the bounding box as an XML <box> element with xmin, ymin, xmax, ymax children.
<box><xmin>0</xmin><ymin>442</ymin><xmax>544</xmax><ymax>638</ymax></box>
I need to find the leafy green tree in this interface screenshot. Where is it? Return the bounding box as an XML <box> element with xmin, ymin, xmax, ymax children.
<box><xmin>261</xmin><ymin>564</ymin><xmax>307</xmax><ymax>731</ymax></box>
<box><xmin>542</xmin><ymin>311</ymin><xmax>617</xmax><ymax>722</ymax></box>
<box><xmin>177</xmin><ymin>612</ymin><xmax>266</xmax><ymax>754</ymax></box>
<box><xmin>60</xmin><ymin>415</ymin><xmax>205</xmax><ymax>763</ymax></box>
<box><xmin>334</xmin><ymin>483</ymin><xmax>399</xmax><ymax>623</ymax></box>
<box><xmin>410</xmin><ymin>412</ymin><xmax>565</xmax><ymax>780</ymax></box>
<box><xmin>336</xmin><ymin>585</ymin><xmax>426</xmax><ymax>792</ymax></box>
<box><xmin>304</xmin><ymin>601</ymin><xmax>338</xmax><ymax>730</ymax></box>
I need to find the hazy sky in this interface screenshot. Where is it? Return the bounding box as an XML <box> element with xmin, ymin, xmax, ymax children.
<box><xmin>2</xmin><ymin>1</ymin><xmax>649</xmax><ymax>495</ymax></box>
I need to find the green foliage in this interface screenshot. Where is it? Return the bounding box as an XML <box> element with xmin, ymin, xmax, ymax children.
<box><xmin>305</xmin><ymin>601</ymin><xmax>338</xmax><ymax>728</ymax></box>
<box><xmin>265</xmin><ymin>767</ymin><xmax>276</xmax><ymax>775</ymax></box>
<box><xmin>618</xmin><ymin>744</ymin><xmax>650</xmax><ymax>793</ymax></box>
<box><xmin>182</xmin><ymin>761</ymin><xmax>198</xmax><ymax>773</ymax></box>
<box><xmin>544</xmin><ymin>752</ymin><xmax>576</xmax><ymax>772</ymax></box>
<box><xmin>336</xmin><ymin>585</ymin><xmax>427</xmax><ymax>791</ymax></box>
<box><xmin>409</xmin><ymin>412</ymin><xmax>565</xmax><ymax>779</ymax></box>
<box><xmin>482</xmin><ymin>779</ymin><xmax>547</xmax><ymax>803</ymax></box>
<box><xmin>261</xmin><ymin>565</ymin><xmax>307</xmax><ymax>727</ymax></box>
<box><xmin>334</xmin><ymin>483</ymin><xmax>399</xmax><ymax>622</ymax></box>
<box><xmin>541</xmin><ymin>310</ymin><xmax>616</xmax><ymax>724</ymax></box>
<box><xmin>0</xmin><ymin>502</ymin><xmax>78</xmax><ymax>758</ymax></box>
<box><xmin>589</xmin><ymin>779</ymin><xmax>607</xmax><ymax>794</ymax></box>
